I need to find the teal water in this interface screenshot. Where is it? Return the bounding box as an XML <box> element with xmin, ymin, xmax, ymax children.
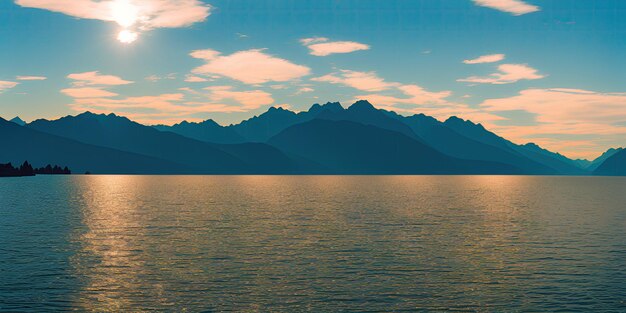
<box><xmin>1</xmin><ymin>175</ymin><xmax>626</xmax><ymax>311</ymax></box>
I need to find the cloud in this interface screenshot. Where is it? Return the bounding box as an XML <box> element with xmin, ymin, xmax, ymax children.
<box><xmin>61</xmin><ymin>87</ymin><xmax>119</xmax><ymax>98</ymax></box>
<box><xmin>463</xmin><ymin>54</ymin><xmax>505</xmax><ymax>64</ymax></box>
<box><xmin>15</xmin><ymin>0</ymin><xmax>211</xmax><ymax>43</ymax></box>
<box><xmin>472</xmin><ymin>0</ymin><xmax>540</xmax><ymax>15</ymax></box>
<box><xmin>312</xmin><ymin>70</ymin><xmax>398</xmax><ymax>92</ymax></box>
<box><xmin>300</xmin><ymin>37</ymin><xmax>370</xmax><ymax>56</ymax></box>
<box><xmin>67</xmin><ymin>93</ymin><xmax>241</xmax><ymax>124</ymax></box>
<box><xmin>145</xmin><ymin>73</ymin><xmax>176</xmax><ymax>82</ymax></box>
<box><xmin>481</xmin><ymin>88</ymin><xmax>626</xmax><ymax>126</ymax></box>
<box><xmin>203</xmin><ymin>86</ymin><xmax>274</xmax><ymax>110</ymax></box>
<box><xmin>0</xmin><ymin>81</ymin><xmax>19</xmax><ymax>93</ymax></box>
<box><xmin>296</xmin><ymin>87</ymin><xmax>314</xmax><ymax>94</ymax></box>
<box><xmin>68</xmin><ymin>71</ymin><xmax>133</xmax><ymax>86</ymax></box>
<box><xmin>15</xmin><ymin>0</ymin><xmax>211</xmax><ymax>29</ymax></box>
<box><xmin>190</xmin><ymin>49</ymin><xmax>311</xmax><ymax>84</ymax></box>
<box><xmin>184</xmin><ymin>75</ymin><xmax>208</xmax><ymax>83</ymax></box>
<box><xmin>310</xmin><ymin>69</ymin><xmax>498</xmax><ymax>121</ymax></box>
<box><xmin>480</xmin><ymin>88</ymin><xmax>626</xmax><ymax>158</ymax></box>
<box><xmin>16</xmin><ymin>76</ymin><xmax>47</xmax><ymax>81</ymax></box>
<box><xmin>457</xmin><ymin>63</ymin><xmax>544</xmax><ymax>84</ymax></box>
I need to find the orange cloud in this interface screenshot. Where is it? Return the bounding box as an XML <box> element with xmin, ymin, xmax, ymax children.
<box><xmin>15</xmin><ymin>0</ymin><xmax>211</xmax><ymax>29</ymax></box>
<box><xmin>190</xmin><ymin>49</ymin><xmax>311</xmax><ymax>84</ymax></box>
<box><xmin>458</xmin><ymin>64</ymin><xmax>544</xmax><ymax>84</ymax></box>
<box><xmin>463</xmin><ymin>54</ymin><xmax>505</xmax><ymax>64</ymax></box>
<box><xmin>203</xmin><ymin>86</ymin><xmax>274</xmax><ymax>110</ymax></box>
<box><xmin>481</xmin><ymin>88</ymin><xmax>626</xmax><ymax>126</ymax></box>
<box><xmin>300</xmin><ymin>37</ymin><xmax>370</xmax><ymax>56</ymax></box>
<box><xmin>0</xmin><ymin>81</ymin><xmax>19</xmax><ymax>93</ymax></box>
<box><xmin>61</xmin><ymin>87</ymin><xmax>119</xmax><ymax>98</ymax></box>
<box><xmin>312</xmin><ymin>70</ymin><xmax>398</xmax><ymax>92</ymax></box>
<box><xmin>472</xmin><ymin>0</ymin><xmax>540</xmax><ymax>15</ymax></box>
<box><xmin>16</xmin><ymin>76</ymin><xmax>47</xmax><ymax>81</ymax></box>
<box><xmin>68</xmin><ymin>71</ymin><xmax>133</xmax><ymax>86</ymax></box>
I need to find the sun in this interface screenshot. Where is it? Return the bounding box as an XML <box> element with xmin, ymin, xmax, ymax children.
<box><xmin>117</xmin><ymin>30</ymin><xmax>138</xmax><ymax>44</ymax></box>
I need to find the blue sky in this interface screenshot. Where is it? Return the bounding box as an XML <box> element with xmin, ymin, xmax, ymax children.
<box><xmin>0</xmin><ymin>0</ymin><xmax>625</xmax><ymax>159</ymax></box>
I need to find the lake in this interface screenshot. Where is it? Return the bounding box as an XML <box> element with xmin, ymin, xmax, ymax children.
<box><xmin>1</xmin><ymin>175</ymin><xmax>626</xmax><ymax>311</ymax></box>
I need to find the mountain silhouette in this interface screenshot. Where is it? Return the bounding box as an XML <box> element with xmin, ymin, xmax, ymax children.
<box><xmin>316</xmin><ymin>100</ymin><xmax>419</xmax><ymax>140</ymax></box>
<box><xmin>515</xmin><ymin>143</ymin><xmax>588</xmax><ymax>175</ymax></box>
<box><xmin>383</xmin><ymin>111</ymin><xmax>555</xmax><ymax>174</ymax></box>
<box><xmin>2</xmin><ymin>100</ymin><xmax>615</xmax><ymax>175</ymax></box>
<box><xmin>0</xmin><ymin>117</ymin><xmax>189</xmax><ymax>174</ymax></box>
<box><xmin>268</xmin><ymin>119</ymin><xmax>519</xmax><ymax>174</ymax></box>
<box><xmin>593</xmin><ymin>148</ymin><xmax>626</xmax><ymax>175</ymax></box>
<box><xmin>27</xmin><ymin>112</ymin><xmax>300</xmax><ymax>173</ymax></box>
<box><xmin>154</xmin><ymin>119</ymin><xmax>245</xmax><ymax>144</ymax></box>
<box><xmin>229</xmin><ymin>102</ymin><xmax>578</xmax><ymax>174</ymax></box>
<box><xmin>229</xmin><ymin>102</ymin><xmax>350</xmax><ymax>142</ymax></box>
<box><xmin>442</xmin><ymin>116</ymin><xmax>585</xmax><ymax>174</ymax></box>
<box><xmin>231</xmin><ymin>107</ymin><xmax>303</xmax><ymax>142</ymax></box>
<box><xmin>10</xmin><ymin>116</ymin><xmax>26</xmax><ymax>126</ymax></box>
<box><xmin>587</xmin><ymin>148</ymin><xmax>623</xmax><ymax>171</ymax></box>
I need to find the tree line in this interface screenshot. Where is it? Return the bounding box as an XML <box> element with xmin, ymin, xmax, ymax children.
<box><xmin>0</xmin><ymin>161</ymin><xmax>71</xmax><ymax>177</ymax></box>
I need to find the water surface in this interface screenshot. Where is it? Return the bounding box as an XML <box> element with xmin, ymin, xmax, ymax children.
<box><xmin>1</xmin><ymin>176</ymin><xmax>626</xmax><ymax>311</ymax></box>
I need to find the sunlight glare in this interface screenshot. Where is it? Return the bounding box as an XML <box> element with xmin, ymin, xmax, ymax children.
<box><xmin>117</xmin><ymin>30</ymin><xmax>138</xmax><ymax>44</ymax></box>
<box><xmin>110</xmin><ymin>0</ymin><xmax>139</xmax><ymax>28</ymax></box>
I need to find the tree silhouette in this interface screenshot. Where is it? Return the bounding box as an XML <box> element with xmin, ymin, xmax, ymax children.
<box><xmin>2</xmin><ymin>161</ymin><xmax>72</xmax><ymax>177</ymax></box>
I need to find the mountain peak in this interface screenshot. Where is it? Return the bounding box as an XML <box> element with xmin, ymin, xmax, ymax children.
<box><xmin>349</xmin><ymin>100</ymin><xmax>375</xmax><ymax>111</ymax></box>
<box><xmin>10</xmin><ymin>116</ymin><xmax>26</xmax><ymax>126</ymax></box>
<box><xmin>444</xmin><ymin>116</ymin><xmax>486</xmax><ymax>130</ymax></box>
<box><xmin>308</xmin><ymin>102</ymin><xmax>344</xmax><ymax>114</ymax></box>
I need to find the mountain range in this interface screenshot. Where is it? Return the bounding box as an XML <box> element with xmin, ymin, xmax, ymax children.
<box><xmin>2</xmin><ymin>100</ymin><xmax>624</xmax><ymax>175</ymax></box>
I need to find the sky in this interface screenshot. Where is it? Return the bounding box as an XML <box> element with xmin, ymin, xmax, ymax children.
<box><xmin>0</xmin><ymin>0</ymin><xmax>625</xmax><ymax>159</ymax></box>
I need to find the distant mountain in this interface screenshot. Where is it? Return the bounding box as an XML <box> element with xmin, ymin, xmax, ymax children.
<box><xmin>154</xmin><ymin>119</ymin><xmax>245</xmax><ymax>144</ymax></box>
<box><xmin>3</xmin><ymin>100</ymin><xmax>612</xmax><ymax>175</ymax></box>
<box><xmin>443</xmin><ymin>116</ymin><xmax>586</xmax><ymax>174</ymax></box>
<box><xmin>0</xmin><ymin>117</ymin><xmax>188</xmax><ymax>174</ymax></box>
<box><xmin>587</xmin><ymin>148</ymin><xmax>623</xmax><ymax>171</ymax></box>
<box><xmin>231</xmin><ymin>106</ymin><xmax>303</xmax><ymax>142</ymax></box>
<box><xmin>383</xmin><ymin>112</ymin><xmax>555</xmax><ymax>174</ymax></box>
<box><xmin>229</xmin><ymin>102</ymin><xmax>355</xmax><ymax>142</ymax></box>
<box><xmin>231</xmin><ymin>102</ymin><xmax>584</xmax><ymax>174</ymax></box>
<box><xmin>10</xmin><ymin>117</ymin><xmax>26</xmax><ymax>126</ymax></box>
<box><xmin>316</xmin><ymin>100</ymin><xmax>418</xmax><ymax>139</ymax></box>
<box><xmin>515</xmin><ymin>143</ymin><xmax>588</xmax><ymax>175</ymax></box>
<box><xmin>268</xmin><ymin>119</ymin><xmax>519</xmax><ymax>174</ymax></box>
<box><xmin>27</xmin><ymin>112</ymin><xmax>300</xmax><ymax>174</ymax></box>
<box><xmin>594</xmin><ymin>149</ymin><xmax>626</xmax><ymax>176</ymax></box>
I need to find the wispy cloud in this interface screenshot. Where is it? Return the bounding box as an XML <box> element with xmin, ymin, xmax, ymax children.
<box><xmin>458</xmin><ymin>64</ymin><xmax>544</xmax><ymax>84</ymax></box>
<box><xmin>482</xmin><ymin>88</ymin><xmax>626</xmax><ymax>127</ymax></box>
<box><xmin>472</xmin><ymin>0</ymin><xmax>540</xmax><ymax>15</ymax></box>
<box><xmin>68</xmin><ymin>71</ymin><xmax>133</xmax><ymax>86</ymax></box>
<box><xmin>16</xmin><ymin>75</ymin><xmax>47</xmax><ymax>81</ymax></box>
<box><xmin>312</xmin><ymin>70</ymin><xmax>398</xmax><ymax>92</ymax></box>
<box><xmin>61</xmin><ymin>87</ymin><xmax>119</xmax><ymax>98</ymax></box>
<box><xmin>480</xmin><ymin>88</ymin><xmax>626</xmax><ymax>158</ymax></box>
<box><xmin>203</xmin><ymin>86</ymin><xmax>274</xmax><ymax>110</ymax></box>
<box><xmin>300</xmin><ymin>37</ymin><xmax>370</xmax><ymax>56</ymax></box>
<box><xmin>145</xmin><ymin>73</ymin><xmax>176</xmax><ymax>82</ymax></box>
<box><xmin>184</xmin><ymin>75</ymin><xmax>209</xmax><ymax>83</ymax></box>
<box><xmin>295</xmin><ymin>87</ymin><xmax>314</xmax><ymax>94</ymax></box>
<box><xmin>463</xmin><ymin>54</ymin><xmax>505</xmax><ymax>64</ymax></box>
<box><xmin>190</xmin><ymin>49</ymin><xmax>311</xmax><ymax>84</ymax></box>
<box><xmin>0</xmin><ymin>81</ymin><xmax>19</xmax><ymax>93</ymax></box>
